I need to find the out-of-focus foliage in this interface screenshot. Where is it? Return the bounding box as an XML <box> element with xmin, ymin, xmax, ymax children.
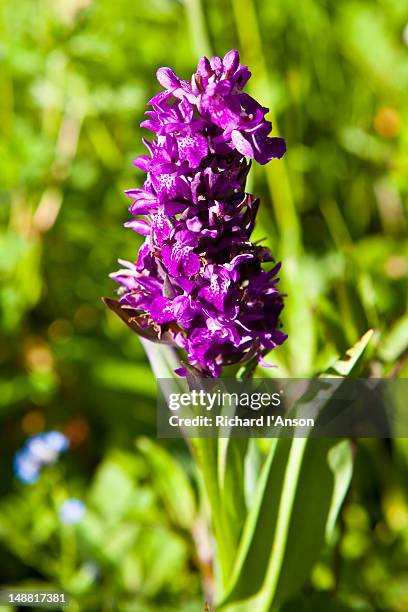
<box><xmin>0</xmin><ymin>0</ymin><xmax>407</xmax><ymax>609</ymax></box>
<box><xmin>0</xmin><ymin>442</ymin><xmax>202</xmax><ymax>611</ymax></box>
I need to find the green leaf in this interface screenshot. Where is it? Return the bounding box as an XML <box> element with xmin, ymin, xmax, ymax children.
<box><xmin>218</xmin><ymin>437</ymin><xmax>248</xmax><ymax>551</ymax></box>
<box><xmin>326</xmin><ymin>440</ymin><xmax>353</xmax><ymax>540</ymax></box>
<box><xmin>280</xmin><ymin>592</ymin><xmax>354</xmax><ymax>612</ymax></box>
<box><xmin>325</xmin><ymin>329</ymin><xmax>374</xmax><ymax>377</ymax></box>
<box><xmin>137</xmin><ymin>437</ymin><xmax>196</xmax><ymax>530</ymax></box>
<box><xmin>219</xmin><ymin>438</ymin><xmax>352</xmax><ymax>611</ymax></box>
<box><xmin>139</xmin><ymin>339</ymin><xmax>186</xmax><ymax>400</ymax></box>
<box><xmin>218</xmin><ymin>335</ymin><xmax>365</xmax><ymax>610</ymax></box>
<box><xmin>93</xmin><ymin>360</ymin><xmax>155</xmax><ymax>395</ymax></box>
<box><xmin>89</xmin><ymin>460</ymin><xmax>135</xmax><ymax>521</ymax></box>
<box><xmin>378</xmin><ymin>314</ymin><xmax>408</xmax><ymax>363</ymax></box>
<box><xmin>194</xmin><ymin>336</ymin><xmax>368</xmax><ymax>608</ymax></box>
<box><xmin>136</xmin><ymin>527</ymin><xmax>189</xmax><ymax>597</ymax></box>
<box><xmin>218</xmin><ymin>438</ymin><xmax>290</xmax><ymax>607</ymax></box>
<box><xmin>139</xmin><ymin>338</ymin><xmax>182</xmax><ymax>381</ymax></box>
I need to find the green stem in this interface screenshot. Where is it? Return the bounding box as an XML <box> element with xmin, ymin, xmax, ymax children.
<box><xmin>190</xmin><ymin>437</ymin><xmax>236</xmax><ymax>589</ymax></box>
<box><xmin>183</xmin><ymin>0</ymin><xmax>212</xmax><ymax>58</ymax></box>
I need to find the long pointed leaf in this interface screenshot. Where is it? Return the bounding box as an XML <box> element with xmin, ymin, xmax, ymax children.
<box><xmin>218</xmin><ymin>333</ymin><xmax>373</xmax><ymax>609</ymax></box>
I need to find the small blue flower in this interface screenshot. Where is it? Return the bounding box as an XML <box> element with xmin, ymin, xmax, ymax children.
<box><xmin>13</xmin><ymin>431</ymin><xmax>70</xmax><ymax>484</ymax></box>
<box><xmin>13</xmin><ymin>450</ymin><xmax>40</xmax><ymax>484</ymax></box>
<box><xmin>59</xmin><ymin>499</ymin><xmax>86</xmax><ymax>525</ymax></box>
<box><xmin>43</xmin><ymin>431</ymin><xmax>70</xmax><ymax>453</ymax></box>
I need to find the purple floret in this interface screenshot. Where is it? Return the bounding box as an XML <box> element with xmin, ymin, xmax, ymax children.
<box><xmin>110</xmin><ymin>50</ymin><xmax>287</xmax><ymax>377</ymax></box>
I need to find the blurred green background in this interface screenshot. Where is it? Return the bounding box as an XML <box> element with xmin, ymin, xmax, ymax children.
<box><xmin>1</xmin><ymin>0</ymin><xmax>408</xmax><ymax>610</ymax></box>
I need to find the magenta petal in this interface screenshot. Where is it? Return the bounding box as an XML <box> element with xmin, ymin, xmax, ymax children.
<box><xmin>124</xmin><ymin>220</ymin><xmax>150</xmax><ymax>235</ymax></box>
<box><xmin>231</xmin><ymin>130</ymin><xmax>254</xmax><ymax>157</ymax></box>
<box><xmin>174</xmin><ymin>367</ymin><xmax>188</xmax><ymax>377</ymax></box>
<box><xmin>150</xmin><ymin>296</ymin><xmax>174</xmax><ymax>323</ymax></box>
<box><xmin>186</xmin><ymin>217</ymin><xmax>203</xmax><ymax>232</ymax></box>
<box><xmin>210</xmin><ymin>56</ymin><xmax>223</xmax><ymax>73</ymax></box>
<box><xmin>140</xmin><ymin>120</ymin><xmax>157</xmax><ymax>132</ymax></box>
<box><xmin>196</xmin><ymin>56</ymin><xmax>212</xmax><ymax>79</ymax></box>
<box><xmin>177</xmin><ymin>133</ymin><xmax>208</xmax><ymax>168</ymax></box>
<box><xmin>127</xmin><ymin>190</ymin><xmax>158</xmax><ymax>214</ymax></box>
<box><xmin>156</xmin><ymin>67</ymin><xmax>180</xmax><ymax>89</ymax></box>
<box><xmin>267</xmin><ymin>137</ymin><xmax>287</xmax><ymax>159</ymax></box>
<box><xmin>133</xmin><ymin>155</ymin><xmax>151</xmax><ymax>171</ymax></box>
<box><xmin>223</xmin><ymin>50</ymin><xmax>240</xmax><ymax>74</ymax></box>
<box><xmin>253</xmin><ymin>136</ymin><xmax>286</xmax><ymax>164</ymax></box>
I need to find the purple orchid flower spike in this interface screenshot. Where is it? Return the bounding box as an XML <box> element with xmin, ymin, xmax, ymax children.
<box><xmin>106</xmin><ymin>50</ymin><xmax>287</xmax><ymax>377</ymax></box>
